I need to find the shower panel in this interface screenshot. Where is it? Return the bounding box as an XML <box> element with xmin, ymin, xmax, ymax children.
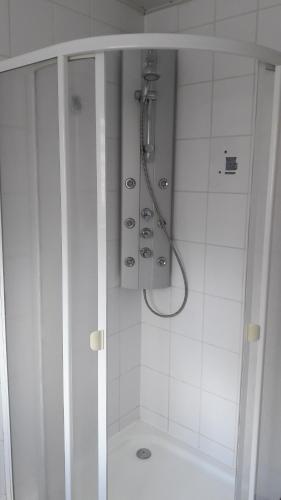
<box><xmin>121</xmin><ymin>50</ymin><xmax>176</xmax><ymax>290</ymax></box>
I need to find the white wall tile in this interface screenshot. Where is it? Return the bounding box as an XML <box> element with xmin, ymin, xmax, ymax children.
<box><xmin>10</xmin><ymin>0</ymin><xmax>53</xmax><ymax>56</ymax></box>
<box><xmin>171</xmin><ymin>288</ymin><xmax>203</xmax><ymax>341</ymax></box>
<box><xmin>141</xmin><ymin>324</ymin><xmax>170</xmax><ymax>375</ymax></box>
<box><xmin>54</xmin><ymin>0</ymin><xmax>90</xmax><ymax>16</ymax></box>
<box><xmin>92</xmin><ymin>19</ymin><xmax>121</xmax><ymax>35</ymax></box>
<box><xmin>108</xmin><ymin>378</ymin><xmax>119</xmax><ymax>425</ymax></box>
<box><xmin>120</xmin><ymin>324</ymin><xmax>141</xmax><ymax>374</ymax></box>
<box><xmin>145</xmin><ymin>6</ymin><xmax>178</xmax><ymax>32</ymax></box>
<box><xmin>178</xmin><ymin>0</ymin><xmax>215</xmax><ymax>30</ymax></box>
<box><xmin>176</xmin><ymin>82</ymin><xmax>212</xmax><ymax>139</ymax></box>
<box><xmin>120</xmin><ymin>367</ymin><xmax>140</xmax><ymax>417</ymax></box>
<box><xmin>215</xmin><ymin>0</ymin><xmax>257</xmax><ymax>20</ymax></box>
<box><xmin>206</xmin><ymin>193</ymin><xmax>248</xmax><ymax>248</ymax></box>
<box><xmin>173</xmin><ymin>192</ymin><xmax>207</xmax><ymax>243</ymax></box>
<box><xmin>259</xmin><ymin>0</ymin><xmax>281</xmax><ymax>7</ymax></box>
<box><xmin>205</xmin><ymin>245</ymin><xmax>244</xmax><ymax>301</ymax></box>
<box><xmin>107</xmin><ymin>333</ymin><xmax>119</xmax><ymax>381</ymax></box>
<box><xmin>172</xmin><ymin>241</ymin><xmax>205</xmax><ymax>292</ymax></box>
<box><xmin>174</xmin><ymin>139</ymin><xmax>210</xmax><ymax>192</ymax></box>
<box><xmin>0</xmin><ymin>0</ymin><xmax>10</xmax><ymax>56</ymax></box>
<box><xmin>169</xmin><ymin>378</ymin><xmax>200</xmax><ymax>431</ymax></box>
<box><xmin>209</xmin><ymin>136</ymin><xmax>252</xmax><ymax>194</ymax></box>
<box><xmin>200</xmin><ymin>391</ymin><xmax>237</xmax><ymax>448</ymax></box>
<box><xmin>141</xmin><ymin>367</ymin><xmax>169</xmax><ymax>417</ymax></box>
<box><xmin>199</xmin><ymin>435</ymin><xmax>235</xmax><ymax>467</ymax></box>
<box><xmin>212</xmin><ymin>76</ymin><xmax>254</xmax><ymax>137</ymax></box>
<box><xmin>107</xmin><ymin>287</ymin><xmax>120</xmax><ymax>335</ymax></box>
<box><xmin>140</xmin><ymin>407</ymin><xmax>168</xmax><ymax>432</ymax></box>
<box><xmin>120</xmin><ymin>407</ymin><xmax>140</xmax><ymax>429</ymax></box>
<box><xmin>214</xmin><ymin>13</ymin><xmax>256</xmax><ymax>79</ymax></box>
<box><xmin>54</xmin><ymin>5</ymin><xmax>91</xmax><ymax>43</ymax></box>
<box><xmin>178</xmin><ymin>24</ymin><xmax>214</xmax><ymax>85</ymax></box>
<box><xmin>257</xmin><ymin>4</ymin><xmax>281</xmax><ymax>51</ymax></box>
<box><xmin>171</xmin><ymin>334</ymin><xmax>202</xmax><ymax>386</ymax></box>
<box><xmin>142</xmin><ymin>287</ymin><xmax>171</xmax><ymax>330</ymax></box>
<box><xmin>119</xmin><ymin>288</ymin><xmax>141</xmax><ymax>330</ymax></box>
<box><xmin>204</xmin><ymin>295</ymin><xmax>242</xmax><ymax>353</ymax></box>
<box><xmin>202</xmin><ymin>344</ymin><xmax>240</xmax><ymax>401</ymax></box>
<box><xmin>169</xmin><ymin>421</ymin><xmax>198</xmax><ymax>448</ymax></box>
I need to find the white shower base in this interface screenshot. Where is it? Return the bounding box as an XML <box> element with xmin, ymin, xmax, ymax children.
<box><xmin>108</xmin><ymin>421</ymin><xmax>235</xmax><ymax>500</ymax></box>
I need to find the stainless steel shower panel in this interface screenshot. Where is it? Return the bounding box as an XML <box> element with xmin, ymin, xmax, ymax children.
<box><xmin>121</xmin><ymin>50</ymin><xmax>176</xmax><ymax>290</ymax></box>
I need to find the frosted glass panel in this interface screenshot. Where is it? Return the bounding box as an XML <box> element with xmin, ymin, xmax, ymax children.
<box><xmin>0</xmin><ymin>62</ymin><xmax>65</xmax><ymax>499</ymax></box>
<box><xmin>68</xmin><ymin>58</ymin><xmax>98</xmax><ymax>500</ymax></box>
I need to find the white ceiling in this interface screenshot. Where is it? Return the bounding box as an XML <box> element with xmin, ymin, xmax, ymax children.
<box><xmin>118</xmin><ymin>0</ymin><xmax>191</xmax><ymax>14</ymax></box>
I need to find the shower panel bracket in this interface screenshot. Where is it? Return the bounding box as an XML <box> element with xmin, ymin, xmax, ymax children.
<box><xmin>121</xmin><ymin>49</ymin><xmax>176</xmax><ymax>290</ymax></box>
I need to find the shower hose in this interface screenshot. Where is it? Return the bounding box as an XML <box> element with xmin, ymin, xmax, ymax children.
<box><xmin>140</xmin><ymin>97</ymin><xmax>188</xmax><ymax>318</ymax></box>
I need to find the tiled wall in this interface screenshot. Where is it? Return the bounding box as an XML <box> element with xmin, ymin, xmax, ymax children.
<box><xmin>141</xmin><ymin>0</ymin><xmax>281</xmax><ymax>469</ymax></box>
<box><xmin>106</xmin><ymin>53</ymin><xmax>142</xmax><ymax>436</ymax></box>
<box><xmin>0</xmin><ymin>0</ymin><xmax>143</xmax><ymax>60</ymax></box>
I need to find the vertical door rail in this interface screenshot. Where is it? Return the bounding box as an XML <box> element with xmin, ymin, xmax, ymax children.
<box><xmin>0</xmin><ymin>192</ymin><xmax>13</xmax><ymax>500</ymax></box>
<box><xmin>95</xmin><ymin>52</ymin><xmax>107</xmax><ymax>500</ymax></box>
<box><xmin>248</xmin><ymin>65</ymin><xmax>281</xmax><ymax>499</ymax></box>
<box><xmin>58</xmin><ymin>55</ymin><xmax>73</xmax><ymax>500</ymax></box>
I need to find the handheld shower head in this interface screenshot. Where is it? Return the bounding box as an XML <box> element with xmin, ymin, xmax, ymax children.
<box><xmin>143</xmin><ymin>71</ymin><xmax>160</xmax><ymax>82</ymax></box>
<box><xmin>143</xmin><ymin>50</ymin><xmax>160</xmax><ymax>83</ymax></box>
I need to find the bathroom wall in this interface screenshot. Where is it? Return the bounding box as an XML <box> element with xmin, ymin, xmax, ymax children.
<box><xmin>141</xmin><ymin>0</ymin><xmax>281</xmax><ymax>469</ymax></box>
<box><xmin>106</xmin><ymin>52</ymin><xmax>142</xmax><ymax>436</ymax></box>
<box><xmin>0</xmin><ymin>0</ymin><xmax>143</xmax><ymax>59</ymax></box>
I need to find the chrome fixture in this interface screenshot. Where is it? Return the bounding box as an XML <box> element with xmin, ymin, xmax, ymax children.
<box><xmin>141</xmin><ymin>208</ymin><xmax>154</xmax><ymax>221</ymax></box>
<box><xmin>125</xmin><ymin>177</ymin><xmax>136</xmax><ymax>189</ymax></box>
<box><xmin>124</xmin><ymin>218</ymin><xmax>136</xmax><ymax>229</ymax></box>
<box><xmin>140</xmin><ymin>247</ymin><xmax>153</xmax><ymax>258</ymax></box>
<box><xmin>141</xmin><ymin>227</ymin><xmax>153</xmax><ymax>238</ymax></box>
<box><xmin>157</xmin><ymin>257</ymin><xmax>167</xmax><ymax>267</ymax></box>
<box><xmin>158</xmin><ymin>177</ymin><xmax>169</xmax><ymax>190</ymax></box>
<box><xmin>139</xmin><ymin>50</ymin><xmax>188</xmax><ymax>317</ymax></box>
<box><xmin>124</xmin><ymin>257</ymin><xmax>135</xmax><ymax>267</ymax></box>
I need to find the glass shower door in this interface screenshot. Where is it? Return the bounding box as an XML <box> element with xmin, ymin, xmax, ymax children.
<box><xmin>0</xmin><ymin>54</ymin><xmax>107</xmax><ymax>500</ymax></box>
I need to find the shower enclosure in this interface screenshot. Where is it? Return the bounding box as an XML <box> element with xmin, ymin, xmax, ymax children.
<box><xmin>0</xmin><ymin>34</ymin><xmax>280</xmax><ymax>500</ymax></box>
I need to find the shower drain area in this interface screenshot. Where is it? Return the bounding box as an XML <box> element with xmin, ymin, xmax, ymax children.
<box><xmin>136</xmin><ymin>448</ymin><xmax>152</xmax><ymax>460</ymax></box>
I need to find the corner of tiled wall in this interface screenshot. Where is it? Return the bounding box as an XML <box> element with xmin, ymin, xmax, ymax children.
<box><xmin>0</xmin><ymin>0</ymin><xmax>144</xmax><ymax>59</ymax></box>
<box><xmin>141</xmin><ymin>0</ymin><xmax>281</xmax><ymax>469</ymax></box>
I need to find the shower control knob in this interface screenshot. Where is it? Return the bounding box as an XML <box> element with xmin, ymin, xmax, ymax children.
<box><xmin>125</xmin><ymin>257</ymin><xmax>135</xmax><ymax>267</ymax></box>
<box><xmin>157</xmin><ymin>257</ymin><xmax>167</xmax><ymax>267</ymax></box>
<box><xmin>141</xmin><ymin>208</ymin><xmax>154</xmax><ymax>221</ymax></box>
<box><xmin>158</xmin><ymin>177</ymin><xmax>169</xmax><ymax>190</ymax></box>
<box><xmin>125</xmin><ymin>177</ymin><xmax>136</xmax><ymax>189</ymax></box>
<box><xmin>141</xmin><ymin>227</ymin><xmax>153</xmax><ymax>239</ymax></box>
<box><xmin>124</xmin><ymin>218</ymin><xmax>136</xmax><ymax>229</ymax></box>
<box><xmin>140</xmin><ymin>247</ymin><xmax>153</xmax><ymax>259</ymax></box>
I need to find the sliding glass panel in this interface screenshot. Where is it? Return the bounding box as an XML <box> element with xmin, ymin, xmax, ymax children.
<box><xmin>0</xmin><ymin>62</ymin><xmax>65</xmax><ymax>499</ymax></box>
<box><xmin>67</xmin><ymin>58</ymin><xmax>99</xmax><ymax>500</ymax></box>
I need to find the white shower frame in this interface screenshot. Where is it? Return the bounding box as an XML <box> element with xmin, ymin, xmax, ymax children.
<box><xmin>0</xmin><ymin>33</ymin><xmax>280</xmax><ymax>500</ymax></box>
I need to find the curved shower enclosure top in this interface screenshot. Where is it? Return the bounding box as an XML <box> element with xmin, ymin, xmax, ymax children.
<box><xmin>0</xmin><ymin>33</ymin><xmax>280</xmax><ymax>500</ymax></box>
